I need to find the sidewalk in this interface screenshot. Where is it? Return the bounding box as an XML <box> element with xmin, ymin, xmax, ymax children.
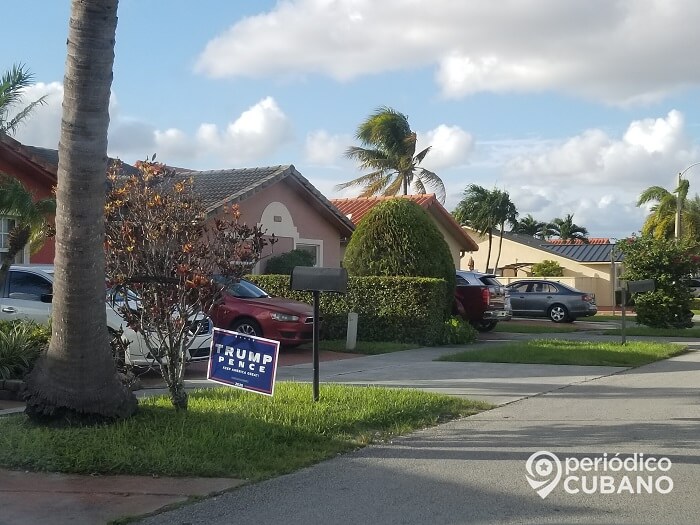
<box><xmin>2</xmin><ymin>336</ymin><xmax>699</xmax><ymax>524</ymax></box>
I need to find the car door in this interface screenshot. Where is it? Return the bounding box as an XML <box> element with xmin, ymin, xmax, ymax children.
<box><xmin>508</xmin><ymin>282</ymin><xmax>531</xmax><ymax>315</ymax></box>
<box><xmin>0</xmin><ymin>270</ymin><xmax>53</xmax><ymax>323</ymax></box>
<box><xmin>528</xmin><ymin>281</ymin><xmax>554</xmax><ymax>316</ymax></box>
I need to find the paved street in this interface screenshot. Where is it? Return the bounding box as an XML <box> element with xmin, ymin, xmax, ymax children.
<box><xmin>138</xmin><ymin>339</ymin><xmax>700</xmax><ymax>525</ymax></box>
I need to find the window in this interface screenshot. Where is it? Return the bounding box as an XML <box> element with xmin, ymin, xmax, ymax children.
<box><xmin>0</xmin><ymin>217</ymin><xmax>16</xmax><ymax>251</ymax></box>
<box><xmin>7</xmin><ymin>271</ymin><xmax>52</xmax><ymax>300</ymax></box>
<box><xmin>295</xmin><ymin>243</ymin><xmax>319</xmax><ymax>266</ymax></box>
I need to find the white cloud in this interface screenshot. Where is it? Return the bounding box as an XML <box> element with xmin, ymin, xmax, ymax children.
<box><xmin>192</xmin><ymin>96</ymin><xmax>293</xmax><ymax>164</ymax></box>
<box><xmin>495</xmin><ymin>110</ymin><xmax>699</xmax><ymax>237</ymax></box>
<box><xmin>11</xmin><ymin>82</ymin><xmax>64</xmax><ymax>148</ymax></box>
<box><xmin>12</xmin><ymin>86</ymin><xmax>294</xmax><ymax>168</ymax></box>
<box><xmin>419</xmin><ymin>124</ymin><xmax>474</xmax><ymax>171</ymax></box>
<box><xmin>304</xmin><ymin>130</ymin><xmax>350</xmax><ymax>166</ymax></box>
<box><xmin>194</xmin><ymin>0</ymin><xmax>700</xmax><ymax>105</ymax></box>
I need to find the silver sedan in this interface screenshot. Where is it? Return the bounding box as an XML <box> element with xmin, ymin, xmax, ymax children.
<box><xmin>506</xmin><ymin>279</ymin><xmax>597</xmax><ymax>322</ymax></box>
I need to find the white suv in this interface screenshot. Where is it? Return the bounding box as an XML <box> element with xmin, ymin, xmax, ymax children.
<box><xmin>0</xmin><ymin>265</ymin><xmax>213</xmax><ymax>367</ymax></box>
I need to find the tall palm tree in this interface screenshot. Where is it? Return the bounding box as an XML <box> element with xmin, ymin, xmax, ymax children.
<box><xmin>337</xmin><ymin>106</ymin><xmax>446</xmax><ymax>202</ymax></box>
<box><xmin>0</xmin><ymin>176</ymin><xmax>56</xmax><ymax>285</ymax></box>
<box><xmin>510</xmin><ymin>213</ymin><xmax>548</xmax><ymax>238</ymax></box>
<box><xmin>493</xmin><ymin>190</ymin><xmax>517</xmax><ymax>272</ymax></box>
<box><xmin>549</xmin><ymin>214</ymin><xmax>589</xmax><ymax>242</ymax></box>
<box><xmin>25</xmin><ymin>0</ymin><xmax>137</xmax><ymax>423</ymax></box>
<box><xmin>637</xmin><ymin>179</ymin><xmax>700</xmax><ymax>241</ymax></box>
<box><xmin>453</xmin><ymin>185</ymin><xmax>517</xmax><ymax>272</ymax></box>
<box><xmin>0</xmin><ymin>63</ymin><xmax>47</xmax><ymax>135</ymax></box>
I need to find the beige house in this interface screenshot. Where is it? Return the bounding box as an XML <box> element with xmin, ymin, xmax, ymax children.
<box><xmin>331</xmin><ymin>194</ymin><xmax>478</xmax><ymax>267</ymax></box>
<box><xmin>461</xmin><ymin>228</ymin><xmax>622</xmax><ymax>309</ymax></box>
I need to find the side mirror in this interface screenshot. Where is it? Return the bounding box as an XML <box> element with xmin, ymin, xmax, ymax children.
<box><xmin>41</xmin><ymin>293</ymin><xmax>53</xmax><ymax>303</ymax></box>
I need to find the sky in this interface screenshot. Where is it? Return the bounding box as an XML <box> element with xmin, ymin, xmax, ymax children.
<box><xmin>5</xmin><ymin>0</ymin><xmax>700</xmax><ymax>240</ymax></box>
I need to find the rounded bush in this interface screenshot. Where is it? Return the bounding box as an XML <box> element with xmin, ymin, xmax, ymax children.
<box><xmin>343</xmin><ymin>198</ymin><xmax>455</xmax><ymax>309</ymax></box>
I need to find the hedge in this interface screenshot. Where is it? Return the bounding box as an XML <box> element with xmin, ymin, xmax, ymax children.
<box><xmin>248</xmin><ymin>274</ymin><xmax>448</xmax><ymax>345</ymax></box>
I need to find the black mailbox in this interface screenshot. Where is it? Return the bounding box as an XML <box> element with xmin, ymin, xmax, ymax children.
<box><xmin>290</xmin><ymin>266</ymin><xmax>348</xmax><ymax>293</ymax></box>
<box><xmin>289</xmin><ymin>266</ymin><xmax>348</xmax><ymax>402</ymax></box>
<box><xmin>626</xmin><ymin>279</ymin><xmax>655</xmax><ymax>294</ymax></box>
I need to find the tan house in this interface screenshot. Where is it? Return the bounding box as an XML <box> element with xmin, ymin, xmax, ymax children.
<box><xmin>331</xmin><ymin>194</ymin><xmax>478</xmax><ymax>267</ymax></box>
<box><xmin>462</xmin><ymin>228</ymin><xmax>622</xmax><ymax>309</ymax></box>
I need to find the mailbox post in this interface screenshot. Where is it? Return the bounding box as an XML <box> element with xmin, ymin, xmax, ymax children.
<box><xmin>290</xmin><ymin>267</ymin><xmax>348</xmax><ymax>401</ymax></box>
<box><xmin>618</xmin><ymin>279</ymin><xmax>655</xmax><ymax>344</ymax></box>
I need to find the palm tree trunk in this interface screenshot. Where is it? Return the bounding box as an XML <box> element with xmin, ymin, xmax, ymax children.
<box><xmin>485</xmin><ymin>230</ymin><xmax>493</xmax><ymax>272</ymax></box>
<box><xmin>25</xmin><ymin>0</ymin><xmax>136</xmax><ymax>423</ymax></box>
<box><xmin>494</xmin><ymin>223</ymin><xmax>505</xmax><ymax>273</ymax></box>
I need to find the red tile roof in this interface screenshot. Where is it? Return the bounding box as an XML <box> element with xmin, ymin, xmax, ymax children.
<box><xmin>330</xmin><ymin>194</ymin><xmax>478</xmax><ymax>252</ymax></box>
<box><xmin>547</xmin><ymin>238</ymin><xmax>610</xmax><ymax>245</ymax></box>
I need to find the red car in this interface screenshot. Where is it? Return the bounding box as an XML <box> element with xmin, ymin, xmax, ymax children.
<box><xmin>212</xmin><ymin>278</ymin><xmax>317</xmax><ymax>346</ymax></box>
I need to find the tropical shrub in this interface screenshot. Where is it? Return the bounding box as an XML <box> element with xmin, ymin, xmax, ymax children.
<box><xmin>441</xmin><ymin>316</ymin><xmax>478</xmax><ymax>345</ymax></box>
<box><xmin>0</xmin><ymin>320</ymin><xmax>49</xmax><ymax>380</ymax></box>
<box><xmin>264</xmin><ymin>249</ymin><xmax>315</xmax><ymax>275</ymax></box>
<box><xmin>618</xmin><ymin>235</ymin><xmax>700</xmax><ymax>328</ymax></box>
<box><xmin>343</xmin><ymin>199</ymin><xmax>455</xmax><ymax>311</ymax></box>
<box><xmin>531</xmin><ymin>260</ymin><xmax>564</xmax><ymax>277</ymax></box>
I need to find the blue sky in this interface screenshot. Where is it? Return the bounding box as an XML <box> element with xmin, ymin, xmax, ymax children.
<box><xmin>5</xmin><ymin>0</ymin><xmax>700</xmax><ymax>239</ymax></box>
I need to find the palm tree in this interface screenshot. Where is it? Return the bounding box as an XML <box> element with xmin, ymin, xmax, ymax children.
<box><xmin>0</xmin><ymin>176</ymin><xmax>56</xmax><ymax>285</ymax></box>
<box><xmin>510</xmin><ymin>214</ymin><xmax>548</xmax><ymax>238</ymax></box>
<box><xmin>637</xmin><ymin>179</ymin><xmax>700</xmax><ymax>241</ymax></box>
<box><xmin>549</xmin><ymin>214</ymin><xmax>589</xmax><ymax>242</ymax></box>
<box><xmin>0</xmin><ymin>63</ymin><xmax>47</xmax><ymax>135</ymax></box>
<box><xmin>25</xmin><ymin>0</ymin><xmax>137</xmax><ymax>423</ymax></box>
<box><xmin>453</xmin><ymin>185</ymin><xmax>517</xmax><ymax>272</ymax></box>
<box><xmin>493</xmin><ymin>191</ymin><xmax>517</xmax><ymax>272</ymax></box>
<box><xmin>337</xmin><ymin>106</ymin><xmax>446</xmax><ymax>203</ymax></box>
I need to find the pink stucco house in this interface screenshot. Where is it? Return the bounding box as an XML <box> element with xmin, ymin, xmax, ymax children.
<box><xmin>0</xmin><ymin>136</ymin><xmax>354</xmax><ymax>271</ymax></box>
<box><xmin>184</xmin><ymin>165</ymin><xmax>355</xmax><ymax>272</ymax></box>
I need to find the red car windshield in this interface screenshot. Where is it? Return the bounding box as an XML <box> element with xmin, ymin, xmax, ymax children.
<box><xmin>222</xmin><ymin>279</ymin><xmax>270</xmax><ymax>299</ymax></box>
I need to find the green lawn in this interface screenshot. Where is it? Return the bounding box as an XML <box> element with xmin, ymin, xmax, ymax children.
<box><xmin>494</xmin><ymin>322</ymin><xmax>578</xmax><ymax>334</ymax></box>
<box><xmin>0</xmin><ymin>383</ymin><xmax>490</xmax><ymax>479</ymax></box>
<box><xmin>305</xmin><ymin>339</ymin><xmax>420</xmax><ymax>355</ymax></box>
<box><xmin>437</xmin><ymin>339</ymin><xmax>686</xmax><ymax>367</ymax></box>
<box><xmin>607</xmin><ymin>325</ymin><xmax>700</xmax><ymax>337</ymax></box>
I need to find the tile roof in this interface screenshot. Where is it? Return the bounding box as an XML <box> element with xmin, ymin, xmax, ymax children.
<box><xmin>1</xmin><ymin>137</ymin><xmax>354</xmax><ymax>237</ymax></box>
<box><xmin>0</xmin><ymin>134</ymin><xmax>139</xmax><ymax>177</ymax></box>
<box><xmin>547</xmin><ymin>238</ymin><xmax>610</xmax><ymax>245</ymax></box>
<box><xmin>330</xmin><ymin>194</ymin><xmax>479</xmax><ymax>251</ymax></box>
<box><xmin>179</xmin><ymin>165</ymin><xmax>354</xmax><ymax>236</ymax></box>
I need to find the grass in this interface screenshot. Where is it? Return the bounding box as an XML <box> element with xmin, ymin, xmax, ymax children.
<box><xmin>303</xmin><ymin>339</ymin><xmax>420</xmax><ymax>355</ymax></box>
<box><xmin>437</xmin><ymin>339</ymin><xmax>686</xmax><ymax>367</ymax></box>
<box><xmin>606</xmin><ymin>325</ymin><xmax>700</xmax><ymax>337</ymax></box>
<box><xmin>0</xmin><ymin>383</ymin><xmax>490</xmax><ymax>479</ymax></box>
<box><xmin>493</xmin><ymin>322</ymin><xmax>578</xmax><ymax>334</ymax></box>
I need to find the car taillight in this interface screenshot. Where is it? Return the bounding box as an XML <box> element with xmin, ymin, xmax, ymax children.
<box><xmin>482</xmin><ymin>287</ymin><xmax>490</xmax><ymax>306</ymax></box>
<box><xmin>582</xmin><ymin>294</ymin><xmax>592</xmax><ymax>302</ymax></box>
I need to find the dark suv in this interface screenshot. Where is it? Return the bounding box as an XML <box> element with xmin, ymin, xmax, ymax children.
<box><xmin>453</xmin><ymin>271</ymin><xmax>512</xmax><ymax>332</ymax></box>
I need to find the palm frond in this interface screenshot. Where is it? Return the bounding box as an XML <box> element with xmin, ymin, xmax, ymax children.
<box><xmin>334</xmin><ymin>170</ymin><xmax>387</xmax><ymax>191</ymax></box>
<box><xmin>415</xmin><ymin>168</ymin><xmax>446</xmax><ymax>203</ymax></box>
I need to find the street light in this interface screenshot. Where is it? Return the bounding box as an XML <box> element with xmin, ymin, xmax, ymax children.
<box><xmin>674</xmin><ymin>162</ymin><xmax>700</xmax><ymax>239</ymax></box>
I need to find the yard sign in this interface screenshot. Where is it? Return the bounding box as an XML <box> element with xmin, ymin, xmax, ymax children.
<box><xmin>207</xmin><ymin>327</ymin><xmax>280</xmax><ymax>396</ymax></box>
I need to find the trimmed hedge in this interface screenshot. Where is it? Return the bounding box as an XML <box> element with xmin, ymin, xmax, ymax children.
<box><xmin>248</xmin><ymin>274</ymin><xmax>448</xmax><ymax>345</ymax></box>
<box><xmin>264</xmin><ymin>249</ymin><xmax>315</xmax><ymax>275</ymax></box>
